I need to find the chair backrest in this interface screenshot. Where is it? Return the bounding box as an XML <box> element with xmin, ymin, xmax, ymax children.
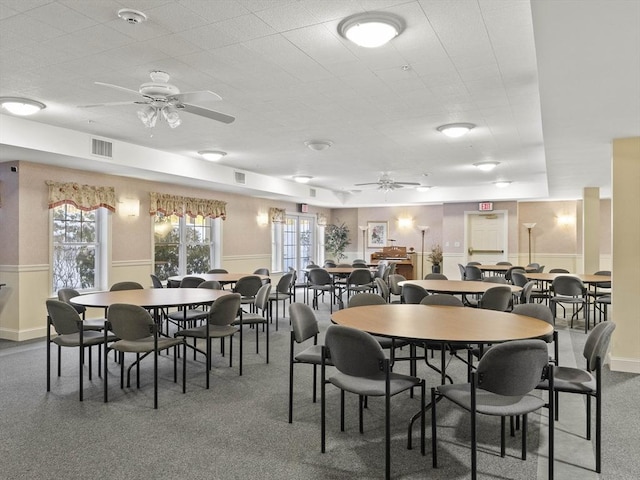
<box><xmin>510</xmin><ymin>271</ymin><xmax>528</xmax><ymax>287</ymax></box>
<box><xmin>348</xmin><ymin>268</ymin><xmax>373</xmax><ymax>286</ymax></box>
<box><xmin>549</xmin><ymin>268</ymin><xmax>569</xmax><ymax>273</ymax></box>
<box><xmin>424</xmin><ymin>273</ymin><xmax>448</xmax><ymax>280</ymax></box>
<box><xmin>505</xmin><ymin>266</ymin><xmax>525</xmax><ymax>282</ymax></box>
<box><xmin>476</xmin><ymin>339</ymin><xmax>549</xmax><ymax>396</ymax></box>
<box><xmin>208</xmin><ymin>294</ymin><xmax>242</xmax><ymax>326</ymax></box>
<box><xmin>180</xmin><ymin>276</ymin><xmax>205</xmax><ymax>288</ymax></box>
<box><xmin>551</xmin><ymin>275</ymin><xmax>585</xmax><ymax>296</ymax></box>
<box><xmin>253</xmin><ymin>267</ymin><xmax>270</xmax><ymax>276</ymax></box>
<box><xmin>464</xmin><ymin>265</ymin><xmax>483</xmax><ymax>281</ymax></box>
<box><xmin>233</xmin><ymin>275</ymin><xmax>263</xmax><ymax>297</ymax></box>
<box><xmin>347</xmin><ymin>292</ymin><xmax>386</xmax><ymax>307</ymax></box>
<box><xmin>57</xmin><ymin>288</ymin><xmax>85</xmax><ymax>314</ymax></box>
<box><xmin>519</xmin><ymin>281</ymin><xmax>537</xmax><ymax>303</ymax></box>
<box><xmin>526</xmin><ymin>263</ymin><xmax>540</xmax><ymax>270</ymax></box>
<box><xmin>593</xmin><ymin>270</ymin><xmax>612</xmax><ymax>288</ymax></box>
<box><xmin>308</xmin><ymin>268</ymin><xmax>331</xmax><ymax>286</ymax></box>
<box><xmin>325</xmin><ymin>325</ymin><xmax>386</xmax><ymax>378</ymax></box>
<box><xmin>150</xmin><ymin>274</ymin><xmax>164</xmax><ymax>288</ymax></box>
<box><xmin>483</xmin><ymin>275</ymin><xmax>508</xmax><ymax>284</ymax></box>
<box><xmin>336</xmin><ymin>263</ymin><xmax>352</xmax><ymax>268</ymax></box>
<box><xmin>107</xmin><ymin>303</ymin><xmax>153</xmax><ymax>340</ymax></box>
<box><xmin>276</xmin><ymin>272</ymin><xmax>293</xmax><ymax>294</ymax></box>
<box><xmin>402</xmin><ymin>283</ymin><xmax>428</xmax><ymax>304</ymax></box>
<box><xmin>46</xmin><ymin>299</ymin><xmax>81</xmax><ymax>335</ymax></box>
<box><xmin>467</xmin><ymin>261</ymin><xmax>482</xmax><ymax>266</ymax></box>
<box><xmin>306</xmin><ymin>263</ymin><xmax>320</xmax><ymax>269</ymax></box>
<box><xmin>420</xmin><ymin>294</ymin><xmax>464</xmax><ymax>307</ymax></box>
<box><xmin>199</xmin><ymin>280</ymin><xmax>222</xmax><ymax>290</ymax></box>
<box><xmin>323</xmin><ymin>260</ymin><xmax>336</xmax><ymax>268</ymax></box>
<box><xmin>388</xmin><ymin>274</ymin><xmax>406</xmax><ymax>295</ymax></box>
<box><xmin>583</xmin><ymin>321</ymin><xmax>616</xmax><ymax>372</ymax></box>
<box><xmin>253</xmin><ymin>283</ymin><xmax>272</xmax><ymax>311</ymax></box>
<box><xmin>512</xmin><ymin>303</ymin><xmax>554</xmax><ymax>326</ymax></box>
<box><xmin>478</xmin><ymin>285</ymin><xmax>512</xmax><ymax>311</ymax></box>
<box><xmin>352</xmin><ymin>261</ymin><xmax>368</xmax><ymax>268</ymax></box>
<box><xmin>207</xmin><ymin>268</ymin><xmax>229</xmax><ymax>274</ymax></box>
<box><xmin>458</xmin><ymin>263</ymin><xmax>467</xmax><ymax>280</ymax></box>
<box><xmin>374</xmin><ymin>277</ymin><xmax>389</xmax><ymax>301</ymax></box>
<box><xmin>536</xmin><ymin>265</ymin><xmax>545</xmax><ymax>273</ymax></box>
<box><xmin>289</xmin><ymin>303</ymin><xmax>320</xmax><ymax>343</ymax></box>
<box><xmin>496</xmin><ymin>261</ymin><xmax>512</xmax><ymax>266</ymax></box>
<box><xmin>374</xmin><ymin>263</ymin><xmax>387</xmax><ymax>279</ymax></box>
<box><xmin>110</xmin><ymin>281</ymin><xmax>144</xmax><ymax>291</ymax></box>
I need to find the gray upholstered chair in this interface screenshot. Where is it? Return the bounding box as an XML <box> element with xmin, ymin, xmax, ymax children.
<box><xmin>388</xmin><ymin>274</ymin><xmax>406</xmax><ymax>303</ymax></box>
<box><xmin>46</xmin><ymin>299</ymin><xmax>114</xmax><ymax>401</ymax></box>
<box><xmin>288</xmin><ymin>303</ymin><xmax>332</xmax><ymax>423</ymax></box>
<box><xmin>253</xmin><ymin>267</ymin><xmax>270</xmax><ymax>276</ymax></box>
<box><xmin>268</xmin><ymin>272</ymin><xmax>294</xmax><ymax>328</ymax></box>
<box><xmin>345</xmin><ymin>268</ymin><xmax>374</xmax><ymax>298</ymax></box>
<box><xmin>174</xmin><ymin>293</ymin><xmax>241</xmax><ymax>389</ymax></box>
<box><xmin>478</xmin><ymin>285</ymin><xmax>512</xmax><ymax>311</ymax></box>
<box><xmin>308</xmin><ymin>268</ymin><xmax>339</xmax><ymax>312</ymax></box>
<box><xmin>549</xmin><ymin>268</ymin><xmax>569</xmax><ymax>273</ymax></box>
<box><xmin>106</xmin><ymin>303</ymin><xmax>185</xmax><ymax>409</ymax></box>
<box><xmin>179</xmin><ymin>276</ymin><xmax>204</xmax><ymax>288</ymax></box>
<box><xmin>373</xmin><ymin>276</ymin><xmax>390</xmax><ymax>302</ymax></box>
<box><xmin>432</xmin><ymin>339</ymin><xmax>554</xmax><ymax>480</ymax></box>
<box><xmin>420</xmin><ymin>294</ymin><xmax>464</xmax><ymax>307</ymax></box>
<box><xmin>109</xmin><ymin>281</ymin><xmax>143</xmax><ymax>291</ymax></box>
<box><xmin>512</xmin><ymin>303</ymin><xmax>558</xmax><ymax>364</ymax></box>
<box><xmin>496</xmin><ymin>261</ymin><xmax>512</xmax><ymax>266</ymax></box>
<box><xmin>458</xmin><ymin>263</ymin><xmax>467</xmax><ymax>280</ymax></box>
<box><xmin>150</xmin><ymin>274</ymin><xmax>164</xmax><ymax>288</ymax></box>
<box><xmin>424</xmin><ymin>273</ymin><xmax>448</xmax><ymax>280</ymax></box>
<box><xmin>234</xmin><ymin>283</ymin><xmax>271</xmax><ymax>373</ymax></box>
<box><xmin>549</xmin><ymin>275</ymin><xmax>589</xmax><ymax>332</ymax></box>
<box><xmin>167</xmin><ymin>280</ymin><xmax>219</xmax><ymax>330</ymax></box>
<box><xmin>207</xmin><ymin>268</ymin><xmax>228</xmax><ymax>273</ymax></box>
<box><xmin>464</xmin><ymin>265</ymin><xmax>483</xmax><ymax>281</ymax></box>
<box><xmin>401</xmin><ymin>283</ymin><xmax>428</xmax><ymax>304</ymax></box>
<box><xmin>537</xmin><ymin>321</ymin><xmax>616</xmax><ymax>473</ymax></box>
<box><xmin>233</xmin><ymin>275</ymin><xmax>263</xmax><ymax>310</ymax></box>
<box><xmin>321</xmin><ymin>325</ymin><xmax>424</xmax><ymax>480</ymax></box>
<box><xmin>504</xmin><ymin>266</ymin><xmax>525</xmax><ymax>283</ymax></box>
<box><xmin>57</xmin><ymin>288</ymin><xmax>105</xmax><ymax>330</ymax></box>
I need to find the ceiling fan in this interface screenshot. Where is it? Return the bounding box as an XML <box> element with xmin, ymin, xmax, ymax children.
<box><xmin>355</xmin><ymin>173</ymin><xmax>420</xmax><ymax>192</ymax></box>
<box><xmin>78</xmin><ymin>71</ymin><xmax>235</xmax><ymax>128</ymax></box>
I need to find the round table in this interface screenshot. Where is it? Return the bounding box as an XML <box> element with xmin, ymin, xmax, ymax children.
<box><xmin>524</xmin><ymin>272</ymin><xmax>611</xmax><ymax>284</ymax></box>
<box><xmin>71</xmin><ymin>288</ymin><xmax>231</xmax><ymax>310</ymax></box>
<box><xmin>398</xmin><ymin>279</ymin><xmax>521</xmax><ymax>295</ymax></box>
<box><xmin>168</xmin><ymin>273</ymin><xmax>269</xmax><ymax>285</ymax></box>
<box><xmin>331</xmin><ymin>304</ymin><xmax>552</xmax><ymax>343</ymax></box>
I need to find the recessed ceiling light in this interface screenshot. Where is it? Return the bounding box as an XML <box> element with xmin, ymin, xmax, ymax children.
<box><xmin>338</xmin><ymin>12</ymin><xmax>405</xmax><ymax>48</ymax></box>
<box><xmin>293</xmin><ymin>175</ymin><xmax>313</xmax><ymax>184</ymax></box>
<box><xmin>198</xmin><ymin>150</ymin><xmax>226</xmax><ymax>162</ymax></box>
<box><xmin>305</xmin><ymin>140</ymin><xmax>332</xmax><ymax>151</ymax></box>
<box><xmin>0</xmin><ymin>97</ymin><xmax>46</xmax><ymax>116</ymax></box>
<box><xmin>416</xmin><ymin>186</ymin><xmax>432</xmax><ymax>192</ymax></box>
<box><xmin>474</xmin><ymin>161</ymin><xmax>500</xmax><ymax>171</ymax></box>
<box><xmin>437</xmin><ymin>123</ymin><xmax>476</xmax><ymax>138</ymax></box>
<box><xmin>494</xmin><ymin>180</ymin><xmax>512</xmax><ymax>188</ymax></box>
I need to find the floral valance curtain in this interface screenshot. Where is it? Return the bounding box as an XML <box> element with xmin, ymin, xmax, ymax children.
<box><xmin>269</xmin><ymin>207</ymin><xmax>286</xmax><ymax>223</ymax></box>
<box><xmin>149</xmin><ymin>192</ymin><xmax>227</xmax><ymax>219</ymax></box>
<box><xmin>46</xmin><ymin>181</ymin><xmax>116</xmax><ymax>212</ymax></box>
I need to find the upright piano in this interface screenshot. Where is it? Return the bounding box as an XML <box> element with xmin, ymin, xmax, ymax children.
<box><xmin>370</xmin><ymin>246</ymin><xmax>414</xmax><ymax>280</ymax></box>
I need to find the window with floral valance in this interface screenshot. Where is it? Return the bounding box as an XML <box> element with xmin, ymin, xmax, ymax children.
<box><xmin>149</xmin><ymin>192</ymin><xmax>227</xmax><ymax>219</ymax></box>
<box><xmin>269</xmin><ymin>207</ymin><xmax>286</xmax><ymax>223</ymax></box>
<box><xmin>46</xmin><ymin>181</ymin><xmax>116</xmax><ymax>212</ymax></box>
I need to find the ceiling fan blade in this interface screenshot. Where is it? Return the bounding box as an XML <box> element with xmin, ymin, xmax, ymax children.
<box><xmin>94</xmin><ymin>81</ymin><xmax>145</xmax><ymax>98</ymax></box>
<box><xmin>170</xmin><ymin>91</ymin><xmax>222</xmax><ymax>104</ymax></box>
<box><xmin>395</xmin><ymin>182</ymin><xmax>421</xmax><ymax>186</ymax></box>
<box><xmin>354</xmin><ymin>182</ymin><xmax>382</xmax><ymax>186</ymax></box>
<box><xmin>77</xmin><ymin>100</ymin><xmax>146</xmax><ymax>108</ymax></box>
<box><xmin>180</xmin><ymin>103</ymin><xmax>235</xmax><ymax>124</ymax></box>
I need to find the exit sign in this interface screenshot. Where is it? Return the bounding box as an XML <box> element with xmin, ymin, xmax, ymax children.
<box><xmin>479</xmin><ymin>202</ymin><xmax>493</xmax><ymax>211</ymax></box>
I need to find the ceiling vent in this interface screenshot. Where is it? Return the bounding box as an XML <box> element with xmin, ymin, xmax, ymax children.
<box><xmin>234</xmin><ymin>171</ymin><xmax>246</xmax><ymax>184</ymax></box>
<box><xmin>91</xmin><ymin>138</ymin><xmax>113</xmax><ymax>158</ymax></box>
<box><xmin>309</xmin><ymin>188</ymin><xmax>316</xmax><ymax>198</ymax></box>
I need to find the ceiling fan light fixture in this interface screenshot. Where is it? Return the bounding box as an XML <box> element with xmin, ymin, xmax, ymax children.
<box><xmin>198</xmin><ymin>150</ymin><xmax>227</xmax><ymax>162</ymax></box>
<box><xmin>474</xmin><ymin>161</ymin><xmax>500</xmax><ymax>171</ymax></box>
<box><xmin>293</xmin><ymin>175</ymin><xmax>313</xmax><ymax>184</ymax></box>
<box><xmin>493</xmin><ymin>180</ymin><xmax>512</xmax><ymax>188</ymax></box>
<box><xmin>437</xmin><ymin>122</ymin><xmax>476</xmax><ymax>138</ymax></box>
<box><xmin>338</xmin><ymin>12</ymin><xmax>405</xmax><ymax>48</ymax></box>
<box><xmin>305</xmin><ymin>140</ymin><xmax>332</xmax><ymax>151</ymax></box>
<box><xmin>0</xmin><ymin>97</ymin><xmax>46</xmax><ymax>116</ymax></box>
<box><xmin>137</xmin><ymin>106</ymin><xmax>158</xmax><ymax>128</ymax></box>
<box><xmin>162</xmin><ymin>106</ymin><xmax>181</xmax><ymax>128</ymax></box>
<box><xmin>416</xmin><ymin>186</ymin><xmax>432</xmax><ymax>192</ymax></box>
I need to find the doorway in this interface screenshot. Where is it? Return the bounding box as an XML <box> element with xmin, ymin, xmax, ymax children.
<box><xmin>465</xmin><ymin>211</ymin><xmax>508</xmax><ymax>264</ymax></box>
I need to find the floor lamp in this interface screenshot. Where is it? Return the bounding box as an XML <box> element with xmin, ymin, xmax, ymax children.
<box><xmin>523</xmin><ymin>223</ymin><xmax>536</xmax><ymax>265</ymax></box>
<box><xmin>358</xmin><ymin>225</ymin><xmax>367</xmax><ymax>262</ymax></box>
<box><xmin>418</xmin><ymin>225</ymin><xmax>429</xmax><ymax>277</ymax></box>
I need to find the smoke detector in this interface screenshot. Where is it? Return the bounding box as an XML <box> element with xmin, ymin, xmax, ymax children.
<box><xmin>118</xmin><ymin>9</ymin><xmax>147</xmax><ymax>24</ymax></box>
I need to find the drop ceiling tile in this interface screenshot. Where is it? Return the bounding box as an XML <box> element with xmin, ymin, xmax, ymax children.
<box><xmin>25</xmin><ymin>2</ymin><xmax>97</xmax><ymax>33</ymax></box>
<box><xmin>178</xmin><ymin>0</ymin><xmax>250</xmax><ymax>22</ymax></box>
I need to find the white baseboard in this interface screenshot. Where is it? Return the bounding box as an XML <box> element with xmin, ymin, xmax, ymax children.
<box><xmin>609</xmin><ymin>354</ymin><xmax>640</xmax><ymax>374</ymax></box>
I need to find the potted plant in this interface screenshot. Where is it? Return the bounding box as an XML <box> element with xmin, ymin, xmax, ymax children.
<box><xmin>325</xmin><ymin>222</ymin><xmax>351</xmax><ymax>261</ymax></box>
<box><xmin>428</xmin><ymin>244</ymin><xmax>443</xmax><ymax>273</ymax></box>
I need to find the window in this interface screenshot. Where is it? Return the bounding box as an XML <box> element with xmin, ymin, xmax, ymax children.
<box><xmin>153</xmin><ymin>214</ymin><xmax>220</xmax><ymax>280</ymax></box>
<box><xmin>273</xmin><ymin>214</ymin><xmax>315</xmax><ymax>273</ymax></box>
<box><xmin>51</xmin><ymin>204</ymin><xmax>108</xmax><ymax>293</ymax></box>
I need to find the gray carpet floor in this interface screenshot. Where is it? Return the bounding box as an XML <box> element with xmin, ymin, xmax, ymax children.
<box><xmin>1</xmin><ymin>299</ymin><xmax>638</xmax><ymax>479</ymax></box>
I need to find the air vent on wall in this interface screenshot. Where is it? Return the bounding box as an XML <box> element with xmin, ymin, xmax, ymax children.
<box><xmin>309</xmin><ymin>188</ymin><xmax>316</xmax><ymax>198</ymax></box>
<box><xmin>91</xmin><ymin>138</ymin><xmax>113</xmax><ymax>158</ymax></box>
<box><xmin>234</xmin><ymin>171</ymin><xmax>246</xmax><ymax>184</ymax></box>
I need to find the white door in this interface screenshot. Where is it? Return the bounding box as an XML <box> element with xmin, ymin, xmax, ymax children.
<box><xmin>466</xmin><ymin>213</ymin><xmax>507</xmax><ymax>264</ymax></box>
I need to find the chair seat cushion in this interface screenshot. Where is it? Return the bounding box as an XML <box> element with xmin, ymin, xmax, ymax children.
<box><xmin>52</xmin><ymin>331</ymin><xmax>114</xmax><ymax>347</ymax></box>
<box><xmin>168</xmin><ymin>309</ymin><xmax>208</xmax><ymax>321</ymax></box>
<box><xmin>83</xmin><ymin>318</ymin><xmax>107</xmax><ymax>331</ymax></box>
<box><xmin>537</xmin><ymin>366</ymin><xmax>595</xmax><ymax>393</ymax></box>
<box><xmin>112</xmin><ymin>336</ymin><xmax>182</xmax><ymax>353</ymax></box>
<box><xmin>175</xmin><ymin>324</ymin><xmax>238</xmax><ymax>339</ymax></box>
<box><xmin>328</xmin><ymin>371</ymin><xmax>420</xmax><ymax>397</ymax></box>
<box><xmin>437</xmin><ymin>383</ymin><xmax>547</xmax><ymax>416</ymax></box>
<box><xmin>233</xmin><ymin>313</ymin><xmax>267</xmax><ymax>325</ymax></box>
<box><xmin>295</xmin><ymin>344</ymin><xmax>333</xmax><ymax>365</ymax></box>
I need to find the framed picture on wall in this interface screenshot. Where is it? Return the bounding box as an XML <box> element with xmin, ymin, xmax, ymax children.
<box><xmin>367</xmin><ymin>221</ymin><xmax>388</xmax><ymax>248</ymax></box>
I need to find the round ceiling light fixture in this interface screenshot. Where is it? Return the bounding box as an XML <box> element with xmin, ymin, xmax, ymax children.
<box><xmin>0</xmin><ymin>97</ymin><xmax>46</xmax><ymax>116</ymax></box>
<box><xmin>198</xmin><ymin>150</ymin><xmax>227</xmax><ymax>162</ymax></box>
<box><xmin>305</xmin><ymin>140</ymin><xmax>332</xmax><ymax>151</ymax></box>
<box><xmin>338</xmin><ymin>12</ymin><xmax>405</xmax><ymax>48</ymax></box>
<box><xmin>493</xmin><ymin>180</ymin><xmax>512</xmax><ymax>188</ymax></box>
<box><xmin>416</xmin><ymin>186</ymin><xmax>432</xmax><ymax>192</ymax></box>
<box><xmin>437</xmin><ymin>123</ymin><xmax>476</xmax><ymax>138</ymax></box>
<box><xmin>473</xmin><ymin>161</ymin><xmax>500</xmax><ymax>171</ymax></box>
<box><xmin>117</xmin><ymin>8</ymin><xmax>147</xmax><ymax>24</ymax></box>
<box><xmin>293</xmin><ymin>175</ymin><xmax>313</xmax><ymax>184</ymax></box>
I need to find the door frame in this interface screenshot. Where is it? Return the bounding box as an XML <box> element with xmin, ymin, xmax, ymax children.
<box><xmin>463</xmin><ymin>210</ymin><xmax>509</xmax><ymax>264</ymax></box>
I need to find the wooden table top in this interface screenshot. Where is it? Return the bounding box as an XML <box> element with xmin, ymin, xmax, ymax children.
<box><xmin>331</xmin><ymin>304</ymin><xmax>553</xmax><ymax>343</ymax></box>
<box><xmin>524</xmin><ymin>273</ymin><xmax>611</xmax><ymax>284</ymax></box>
<box><xmin>399</xmin><ymin>279</ymin><xmax>522</xmax><ymax>294</ymax></box>
<box><xmin>167</xmin><ymin>273</ymin><xmax>269</xmax><ymax>283</ymax></box>
<box><xmin>476</xmin><ymin>264</ymin><xmax>512</xmax><ymax>272</ymax></box>
<box><xmin>70</xmin><ymin>288</ymin><xmax>232</xmax><ymax>308</ymax></box>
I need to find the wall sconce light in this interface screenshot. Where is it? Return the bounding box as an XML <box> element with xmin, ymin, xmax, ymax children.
<box><xmin>119</xmin><ymin>198</ymin><xmax>140</xmax><ymax>217</ymax></box>
<box><xmin>556</xmin><ymin>215</ymin><xmax>575</xmax><ymax>226</ymax></box>
<box><xmin>398</xmin><ymin>217</ymin><xmax>413</xmax><ymax>229</ymax></box>
<box><xmin>257</xmin><ymin>212</ymin><xmax>269</xmax><ymax>227</ymax></box>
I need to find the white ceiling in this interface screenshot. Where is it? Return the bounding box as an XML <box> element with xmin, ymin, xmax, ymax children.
<box><xmin>1</xmin><ymin>0</ymin><xmax>638</xmax><ymax>207</ymax></box>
